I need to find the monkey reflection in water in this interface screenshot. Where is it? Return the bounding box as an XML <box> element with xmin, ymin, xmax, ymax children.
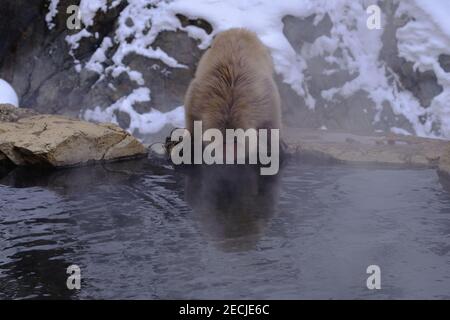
<box><xmin>183</xmin><ymin>165</ymin><xmax>280</xmax><ymax>252</ymax></box>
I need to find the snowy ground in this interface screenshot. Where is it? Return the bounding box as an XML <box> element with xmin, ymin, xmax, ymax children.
<box><xmin>45</xmin><ymin>0</ymin><xmax>450</xmax><ymax>139</ymax></box>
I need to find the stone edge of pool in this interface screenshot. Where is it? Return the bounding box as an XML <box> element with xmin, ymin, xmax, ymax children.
<box><xmin>0</xmin><ymin>104</ymin><xmax>147</xmax><ymax>168</ymax></box>
<box><xmin>2</xmin><ymin>103</ymin><xmax>450</xmax><ymax>179</ymax></box>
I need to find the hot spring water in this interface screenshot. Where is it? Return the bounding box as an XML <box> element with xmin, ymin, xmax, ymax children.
<box><xmin>0</xmin><ymin>160</ymin><xmax>449</xmax><ymax>299</ymax></box>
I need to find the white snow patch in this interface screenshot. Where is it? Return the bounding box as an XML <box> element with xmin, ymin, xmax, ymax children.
<box><xmin>390</xmin><ymin>127</ymin><xmax>411</xmax><ymax>136</ymax></box>
<box><xmin>45</xmin><ymin>0</ymin><xmax>60</xmax><ymax>30</ymax></box>
<box><xmin>0</xmin><ymin>79</ymin><xmax>19</xmax><ymax>107</ymax></box>
<box><xmin>84</xmin><ymin>87</ymin><xmax>185</xmax><ymax>134</ymax></box>
<box><xmin>85</xmin><ymin>37</ymin><xmax>113</xmax><ymax>74</ymax></box>
<box><xmin>79</xmin><ymin>0</ymin><xmax>108</xmax><ymax>27</ymax></box>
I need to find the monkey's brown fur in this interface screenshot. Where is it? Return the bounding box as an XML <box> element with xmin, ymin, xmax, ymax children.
<box><xmin>184</xmin><ymin>28</ymin><xmax>282</xmax><ymax>135</ymax></box>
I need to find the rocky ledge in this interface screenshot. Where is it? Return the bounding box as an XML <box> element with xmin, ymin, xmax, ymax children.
<box><xmin>283</xmin><ymin>128</ymin><xmax>446</xmax><ymax>167</ymax></box>
<box><xmin>158</xmin><ymin>126</ymin><xmax>450</xmax><ymax>176</ymax></box>
<box><xmin>0</xmin><ymin>108</ymin><xmax>147</xmax><ymax>168</ymax></box>
<box><xmin>283</xmin><ymin>127</ymin><xmax>450</xmax><ymax>181</ymax></box>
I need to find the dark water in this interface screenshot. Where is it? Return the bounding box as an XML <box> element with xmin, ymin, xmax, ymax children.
<box><xmin>0</xmin><ymin>159</ymin><xmax>450</xmax><ymax>299</ymax></box>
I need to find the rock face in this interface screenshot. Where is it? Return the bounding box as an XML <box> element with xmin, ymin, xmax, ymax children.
<box><xmin>0</xmin><ymin>0</ymin><xmax>201</xmax><ymax>119</ymax></box>
<box><xmin>0</xmin><ymin>0</ymin><xmax>445</xmax><ymax>138</ymax></box>
<box><xmin>439</xmin><ymin>54</ymin><xmax>450</xmax><ymax>73</ymax></box>
<box><xmin>380</xmin><ymin>1</ymin><xmax>443</xmax><ymax>109</ymax></box>
<box><xmin>0</xmin><ymin>152</ymin><xmax>8</xmax><ymax>164</ymax></box>
<box><xmin>0</xmin><ymin>103</ymin><xmax>38</xmax><ymax>122</ymax></box>
<box><xmin>0</xmin><ymin>115</ymin><xmax>147</xmax><ymax>167</ymax></box>
<box><xmin>280</xmin><ymin>4</ymin><xmax>436</xmax><ymax>134</ymax></box>
<box><xmin>0</xmin><ymin>152</ymin><xmax>14</xmax><ymax>178</ymax></box>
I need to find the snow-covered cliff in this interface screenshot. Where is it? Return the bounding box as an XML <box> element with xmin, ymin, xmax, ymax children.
<box><xmin>15</xmin><ymin>1</ymin><xmax>450</xmax><ymax>139</ymax></box>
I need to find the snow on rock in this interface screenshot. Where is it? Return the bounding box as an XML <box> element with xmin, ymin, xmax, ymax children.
<box><xmin>84</xmin><ymin>87</ymin><xmax>185</xmax><ymax>134</ymax></box>
<box><xmin>79</xmin><ymin>0</ymin><xmax>108</xmax><ymax>27</ymax></box>
<box><xmin>396</xmin><ymin>1</ymin><xmax>450</xmax><ymax>138</ymax></box>
<box><xmin>45</xmin><ymin>0</ymin><xmax>450</xmax><ymax>139</ymax></box>
<box><xmin>390</xmin><ymin>127</ymin><xmax>412</xmax><ymax>136</ymax></box>
<box><xmin>0</xmin><ymin>79</ymin><xmax>19</xmax><ymax>107</ymax></box>
<box><xmin>45</xmin><ymin>0</ymin><xmax>60</xmax><ymax>30</ymax></box>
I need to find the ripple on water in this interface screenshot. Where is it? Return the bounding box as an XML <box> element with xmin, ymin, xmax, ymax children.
<box><xmin>0</xmin><ymin>160</ymin><xmax>450</xmax><ymax>299</ymax></box>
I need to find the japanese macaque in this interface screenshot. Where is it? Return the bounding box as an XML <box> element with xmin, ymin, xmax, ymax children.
<box><xmin>183</xmin><ymin>28</ymin><xmax>283</xmax><ymax>160</ymax></box>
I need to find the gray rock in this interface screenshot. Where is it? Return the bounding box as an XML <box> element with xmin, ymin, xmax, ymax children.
<box><xmin>439</xmin><ymin>54</ymin><xmax>450</xmax><ymax>73</ymax></box>
<box><xmin>0</xmin><ymin>103</ymin><xmax>38</xmax><ymax>122</ymax></box>
<box><xmin>0</xmin><ymin>151</ymin><xmax>7</xmax><ymax>164</ymax></box>
<box><xmin>0</xmin><ymin>152</ymin><xmax>14</xmax><ymax>179</ymax></box>
<box><xmin>283</xmin><ymin>14</ymin><xmax>333</xmax><ymax>49</ymax></box>
<box><xmin>123</xmin><ymin>31</ymin><xmax>202</xmax><ymax>115</ymax></box>
<box><xmin>380</xmin><ymin>0</ymin><xmax>443</xmax><ymax>108</ymax></box>
<box><xmin>283</xmin><ymin>127</ymin><xmax>444</xmax><ymax>167</ymax></box>
<box><xmin>281</xmin><ymin>9</ymin><xmax>390</xmax><ymax>134</ymax></box>
<box><xmin>279</xmin><ymin>0</ymin><xmax>440</xmax><ymax>134</ymax></box>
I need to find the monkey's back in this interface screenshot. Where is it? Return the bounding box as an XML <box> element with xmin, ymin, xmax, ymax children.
<box><xmin>184</xmin><ymin>28</ymin><xmax>281</xmax><ymax>132</ymax></box>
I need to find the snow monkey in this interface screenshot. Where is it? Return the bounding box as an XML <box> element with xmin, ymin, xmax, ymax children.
<box><xmin>183</xmin><ymin>28</ymin><xmax>283</xmax><ymax>164</ymax></box>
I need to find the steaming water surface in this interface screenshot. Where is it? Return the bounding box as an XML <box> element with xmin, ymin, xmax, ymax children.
<box><xmin>0</xmin><ymin>160</ymin><xmax>450</xmax><ymax>299</ymax></box>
